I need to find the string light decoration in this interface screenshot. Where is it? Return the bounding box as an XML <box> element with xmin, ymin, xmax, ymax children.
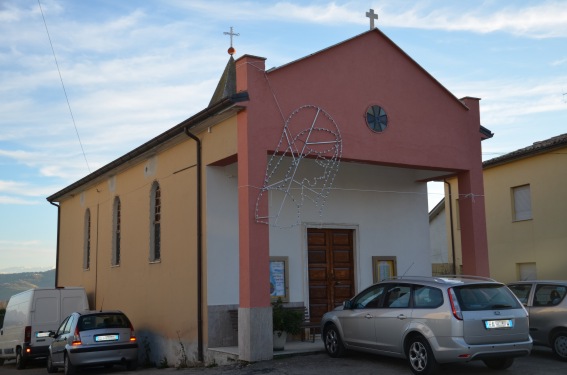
<box><xmin>255</xmin><ymin>105</ymin><xmax>343</xmax><ymax>228</ymax></box>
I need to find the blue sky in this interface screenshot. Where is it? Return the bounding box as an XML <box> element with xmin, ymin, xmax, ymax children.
<box><xmin>1</xmin><ymin>0</ymin><xmax>566</xmax><ymax>273</ymax></box>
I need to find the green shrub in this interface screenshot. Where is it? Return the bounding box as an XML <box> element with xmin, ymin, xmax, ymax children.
<box><xmin>272</xmin><ymin>298</ymin><xmax>303</xmax><ymax>335</ymax></box>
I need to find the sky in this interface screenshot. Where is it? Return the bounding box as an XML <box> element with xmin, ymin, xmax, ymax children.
<box><xmin>1</xmin><ymin>0</ymin><xmax>566</xmax><ymax>273</ymax></box>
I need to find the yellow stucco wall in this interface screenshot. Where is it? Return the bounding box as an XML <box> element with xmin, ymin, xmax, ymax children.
<box><xmin>484</xmin><ymin>148</ymin><xmax>567</xmax><ymax>283</ymax></box>
<box><xmin>444</xmin><ymin>145</ymin><xmax>567</xmax><ymax>283</ymax></box>
<box><xmin>55</xmin><ymin>115</ymin><xmax>238</xmax><ymax>362</ymax></box>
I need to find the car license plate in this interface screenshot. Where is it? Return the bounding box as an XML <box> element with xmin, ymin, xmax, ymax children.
<box><xmin>95</xmin><ymin>334</ymin><xmax>119</xmax><ymax>342</ymax></box>
<box><xmin>485</xmin><ymin>319</ymin><xmax>513</xmax><ymax>329</ymax></box>
<box><xmin>36</xmin><ymin>332</ymin><xmax>50</xmax><ymax>338</ymax></box>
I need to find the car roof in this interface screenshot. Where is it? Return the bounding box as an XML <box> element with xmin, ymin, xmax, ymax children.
<box><xmin>508</xmin><ymin>280</ymin><xmax>567</xmax><ymax>285</ymax></box>
<box><xmin>384</xmin><ymin>275</ymin><xmax>501</xmax><ymax>286</ymax></box>
<box><xmin>78</xmin><ymin>310</ymin><xmax>125</xmax><ymax>316</ymax></box>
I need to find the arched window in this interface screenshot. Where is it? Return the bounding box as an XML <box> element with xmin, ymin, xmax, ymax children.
<box><xmin>112</xmin><ymin>196</ymin><xmax>121</xmax><ymax>266</ymax></box>
<box><xmin>150</xmin><ymin>182</ymin><xmax>161</xmax><ymax>262</ymax></box>
<box><xmin>83</xmin><ymin>208</ymin><xmax>91</xmax><ymax>270</ymax></box>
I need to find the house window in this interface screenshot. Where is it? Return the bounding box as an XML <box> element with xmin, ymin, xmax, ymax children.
<box><xmin>112</xmin><ymin>196</ymin><xmax>121</xmax><ymax>266</ymax></box>
<box><xmin>83</xmin><ymin>209</ymin><xmax>91</xmax><ymax>270</ymax></box>
<box><xmin>517</xmin><ymin>262</ymin><xmax>537</xmax><ymax>281</ymax></box>
<box><xmin>512</xmin><ymin>185</ymin><xmax>532</xmax><ymax>221</ymax></box>
<box><xmin>150</xmin><ymin>182</ymin><xmax>161</xmax><ymax>262</ymax></box>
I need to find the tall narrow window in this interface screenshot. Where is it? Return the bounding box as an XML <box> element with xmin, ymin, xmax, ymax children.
<box><xmin>83</xmin><ymin>209</ymin><xmax>91</xmax><ymax>270</ymax></box>
<box><xmin>512</xmin><ymin>185</ymin><xmax>532</xmax><ymax>221</ymax></box>
<box><xmin>150</xmin><ymin>182</ymin><xmax>161</xmax><ymax>262</ymax></box>
<box><xmin>112</xmin><ymin>196</ymin><xmax>121</xmax><ymax>266</ymax></box>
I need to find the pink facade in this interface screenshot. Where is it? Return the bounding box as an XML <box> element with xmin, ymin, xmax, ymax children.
<box><xmin>235</xmin><ymin>30</ymin><xmax>490</xmax><ymax>358</ymax></box>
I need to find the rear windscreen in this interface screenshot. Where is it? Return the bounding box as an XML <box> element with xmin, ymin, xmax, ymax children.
<box><xmin>78</xmin><ymin>314</ymin><xmax>130</xmax><ymax>331</ymax></box>
<box><xmin>455</xmin><ymin>284</ymin><xmax>521</xmax><ymax>311</ymax></box>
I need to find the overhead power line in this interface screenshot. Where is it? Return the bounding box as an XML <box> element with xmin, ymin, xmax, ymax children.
<box><xmin>38</xmin><ymin>0</ymin><xmax>91</xmax><ymax>173</ymax></box>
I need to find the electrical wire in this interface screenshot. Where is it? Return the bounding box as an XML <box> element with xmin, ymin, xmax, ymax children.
<box><xmin>38</xmin><ymin>0</ymin><xmax>91</xmax><ymax>173</ymax></box>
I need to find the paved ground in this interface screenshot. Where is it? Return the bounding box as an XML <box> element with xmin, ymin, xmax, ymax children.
<box><xmin>1</xmin><ymin>347</ymin><xmax>566</xmax><ymax>374</ymax></box>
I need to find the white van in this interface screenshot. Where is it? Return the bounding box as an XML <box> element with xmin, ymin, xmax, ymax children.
<box><xmin>0</xmin><ymin>287</ymin><xmax>89</xmax><ymax>369</ymax></box>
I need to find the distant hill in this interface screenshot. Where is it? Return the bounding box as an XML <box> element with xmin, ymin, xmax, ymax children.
<box><xmin>0</xmin><ymin>269</ymin><xmax>56</xmax><ymax>302</ymax></box>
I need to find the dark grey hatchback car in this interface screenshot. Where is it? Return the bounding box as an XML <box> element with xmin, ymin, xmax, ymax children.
<box><xmin>47</xmin><ymin>310</ymin><xmax>138</xmax><ymax>374</ymax></box>
<box><xmin>508</xmin><ymin>280</ymin><xmax>567</xmax><ymax>361</ymax></box>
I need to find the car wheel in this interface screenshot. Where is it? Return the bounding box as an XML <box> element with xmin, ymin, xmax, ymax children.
<box><xmin>126</xmin><ymin>360</ymin><xmax>138</xmax><ymax>371</ymax></box>
<box><xmin>552</xmin><ymin>331</ymin><xmax>567</xmax><ymax>361</ymax></box>
<box><xmin>324</xmin><ymin>324</ymin><xmax>345</xmax><ymax>358</ymax></box>
<box><xmin>64</xmin><ymin>354</ymin><xmax>76</xmax><ymax>375</ymax></box>
<box><xmin>15</xmin><ymin>348</ymin><xmax>26</xmax><ymax>370</ymax></box>
<box><xmin>483</xmin><ymin>357</ymin><xmax>514</xmax><ymax>370</ymax></box>
<box><xmin>407</xmin><ymin>335</ymin><xmax>438</xmax><ymax>375</ymax></box>
<box><xmin>47</xmin><ymin>353</ymin><xmax>58</xmax><ymax>373</ymax></box>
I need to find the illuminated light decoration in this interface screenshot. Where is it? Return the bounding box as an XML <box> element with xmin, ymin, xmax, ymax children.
<box><xmin>255</xmin><ymin>105</ymin><xmax>342</xmax><ymax>228</ymax></box>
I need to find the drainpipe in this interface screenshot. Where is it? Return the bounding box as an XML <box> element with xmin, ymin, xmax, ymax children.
<box><xmin>49</xmin><ymin>201</ymin><xmax>61</xmax><ymax>287</ymax></box>
<box><xmin>184</xmin><ymin>127</ymin><xmax>203</xmax><ymax>363</ymax></box>
<box><xmin>444</xmin><ymin>180</ymin><xmax>457</xmax><ymax>275</ymax></box>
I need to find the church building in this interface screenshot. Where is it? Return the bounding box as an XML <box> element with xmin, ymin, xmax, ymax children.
<box><xmin>47</xmin><ymin>23</ymin><xmax>492</xmax><ymax>364</ymax></box>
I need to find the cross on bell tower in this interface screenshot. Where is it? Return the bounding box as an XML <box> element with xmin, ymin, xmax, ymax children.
<box><xmin>224</xmin><ymin>26</ymin><xmax>239</xmax><ymax>55</ymax></box>
<box><xmin>366</xmin><ymin>8</ymin><xmax>378</xmax><ymax>30</ymax></box>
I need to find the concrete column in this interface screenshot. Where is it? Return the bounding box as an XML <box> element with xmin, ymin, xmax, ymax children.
<box><xmin>236</xmin><ymin>55</ymin><xmax>273</xmax><ymax>362</ymax></box>
<box><xmin>458</xmin><ymin>168</ymin><xmax>490</xmax><ymax>276</ymax></box>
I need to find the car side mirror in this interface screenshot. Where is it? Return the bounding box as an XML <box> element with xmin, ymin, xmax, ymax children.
<box><xmin>343</xmin><ymin>300</ymin><xmax>353</xmax><ymax>309</ymax></box>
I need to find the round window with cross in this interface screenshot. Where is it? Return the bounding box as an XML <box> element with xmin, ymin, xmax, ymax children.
<box><xmin>366</xmin><ymin>105</ymin><xmax>388</xmax><ymax>133</ymax></box>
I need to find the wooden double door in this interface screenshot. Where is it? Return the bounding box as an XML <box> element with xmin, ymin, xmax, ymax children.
<box><xmin>307</xmin><ymin>228</ymin><xmax>355</xmax><ymax>325</ymax></box>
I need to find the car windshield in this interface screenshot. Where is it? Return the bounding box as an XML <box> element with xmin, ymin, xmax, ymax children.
<box><xmin>454</xmin><ymin>284</ymin><xmax>520</xmax><ymax>310</ymax></box>
<box><xmin>78</xmin><ymin>313</ymin><xmax>130</xmax><ymax>331</ymax></box>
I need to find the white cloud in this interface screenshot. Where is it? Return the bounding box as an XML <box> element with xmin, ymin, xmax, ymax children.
<box><xmin>374</xmin><ymin>1</ymin><xmax>567</xmax><ymax>38</ymax></box>
<box><xmin>0</xmin><ymin>239</ymin><xmax>55</xmax><ymax>270</ymax></box>
<box><xmin>168</xmin><ymin>1</ymin><xmax>567</xmax><ymax>38</ymax></box>
<box><xmin>0</xmin><ymin>179</ymin><xmax>61</xmax><ymax>198</ymax></box>
<box><xmin>450</xmin><ymin>76</ymin><xmax>567</xmax><ymax>125</ymax></box>
<box><xmin>0</xmin><ymin>195</ymin><xmax>39</xmax><ymax>205</ymax></box>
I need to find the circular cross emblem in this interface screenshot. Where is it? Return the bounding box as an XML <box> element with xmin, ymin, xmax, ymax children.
<box><xmin>366</xmin><ymin>105</ymin><xmax>388</xmax><ymax>132</ymax></box>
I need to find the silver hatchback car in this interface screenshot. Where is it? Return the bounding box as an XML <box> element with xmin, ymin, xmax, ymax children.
<box><xmin>47</xmin><ymin>310</ymin><xmax>138</xmax><ymax>374</ymax></box>
<box><xmin>508</xmin><ymin>280</ymin><xmax>567</xmax><ymax>361</ymax></box>
<box><xmin>321</xmin><ymin>276</ymin><xmax>532</xmax><ymax>375</ymax></box>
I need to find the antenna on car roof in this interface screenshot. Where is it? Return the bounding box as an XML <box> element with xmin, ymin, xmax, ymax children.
<box><xmin>401</xmin><ymin>262</ymin><xmax>414</xmax><ymax>278</ymax></box>
<box><xmin>99</xmin><ymin>298</ymin><xmax>104</xmax><ymax>312</ymax></box>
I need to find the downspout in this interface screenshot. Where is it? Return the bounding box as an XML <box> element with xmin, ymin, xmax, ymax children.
<box><xmin>444</xmin><ymin>180</ymin><xmax>457</xmax><ymax>274</ymax></box>
<box><xmin>49</xmin><ymin>201</ymin><xmax>61</xmax><ymax>287</ymax></box>
<box><xmin>184</xmin><ymin>127</ymin><xmax>204</xmax><ymax>363</ymax></box>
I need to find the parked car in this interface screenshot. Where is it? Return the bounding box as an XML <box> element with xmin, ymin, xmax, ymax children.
<box><xmin>47</xmin><ymin>310</ymin><xmax>138</xmax><ymax>374</ymax></box>
<box><xmin>320</xmin><ymin>276</ymin><xmax>532</xmax><ymax>375</ymax></box>
<box><xmin>0</xmin><ymin>287</ymin><xmax>89</xmax><ymax>369</ymax></box>
<box><xmin>507</xmin><ymin>280</ymin><xmax>567</xmax><ymax>361</ymax></box>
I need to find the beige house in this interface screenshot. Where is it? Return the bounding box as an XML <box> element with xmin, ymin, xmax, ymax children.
<box><xmin>442</xmin><ymin>133</ymin><xmax>567</xmax><ymax>282</ymax></box>
<box><xmin>48</xmin><ymin>29</ymin><xmax>492</xmax><ymax>365</ymax></box>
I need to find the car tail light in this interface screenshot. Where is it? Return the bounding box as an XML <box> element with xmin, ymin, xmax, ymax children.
<box><xmin>24</xmin><ymin>326</ymin><xmax>31</xmax><ymax>343</ymax></box>
<box><xmin>129</xmin><ymin>321</ymin><xmax>137</xmax><ymax>342</ymax></box>
<box><xmin>72</xmin><ymin>326</ymin><xmax>82</xmax><ymax>346</ymax></box>
<box><xmin>448</xmin><ymin>288</ymin><xmax>463</xmax><ymax>320</ymax></box>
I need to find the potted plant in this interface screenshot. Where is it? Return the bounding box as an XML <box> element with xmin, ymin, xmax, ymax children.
<box><xmin>272</xmin><ymin>298</ymin><xmax>303</xmax><ymax>351</ymax></box>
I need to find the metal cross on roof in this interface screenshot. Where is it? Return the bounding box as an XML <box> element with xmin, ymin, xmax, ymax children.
<box><xmin>366</xmin><ymin>9</ymin><xmax>378</xmax><ymax>29</ymax></box>
<box><xmin>224</xmin><ymin>26</ymin><xmax>239</xmax><ymax>48</ymax></box>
